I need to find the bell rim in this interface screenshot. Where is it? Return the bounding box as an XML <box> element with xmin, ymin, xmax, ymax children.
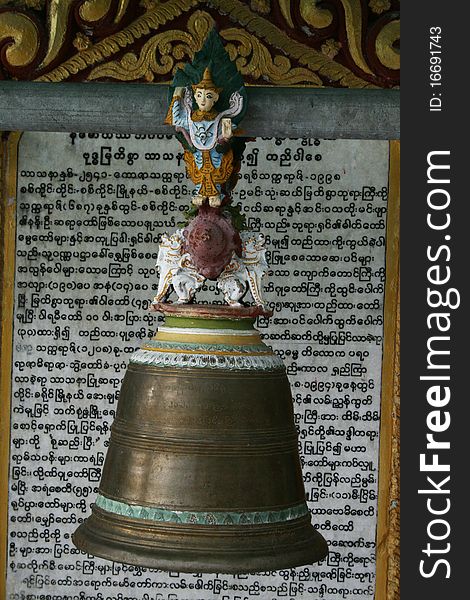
<box><xmin>73</xmin><ymin>510</ymin><xmax>328</xmax><ymax>573</ymax></box>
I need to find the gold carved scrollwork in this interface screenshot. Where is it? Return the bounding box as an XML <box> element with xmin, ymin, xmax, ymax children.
<box><xmin>299</xmin><ymin>0</ymin><xmax>333</xmax><ymax>29</ymax></box>
<box><xmin>36</xmin><ymin>0</ymin><xmax>198</xmax><ymax>82</ymax></box>
<box><xmin>222</xmin><ymin>27</ymin><xmax>323</xmax><ymax>86</ymax></box>
<box><xmin>38</xmin><ymin>0</ymin><xmax>75</xmax><ymax>70</ymax></box>
<box><xmin>277</xmin><ymin>0</ymin><xmax>399</xmax><ymax>82</ymax></box>
<box><xmin>282</xmin><ymin>0</ymin><xmax>375</xmax><ymax>77</ymax></box>
<box><xmin>79</xmin><ymin>0</ymin><xmax>113</xmax><ymax>23</ymax></box>
<box><xmin>210</xmin><ymin>0</ymin><xmax>377</xmax><ymax>88</ymax></box>
<box><xmin>113</xmin><ymin>0</ymin><xmax>130</xmax><ymax>24</ymax></box>
<box><xmin>321</xmin><ymin>38</ymin><xmax>341</xmax><ymax>60</ymax></box>
<box><xmin>87</xmin><ymin>2</ymin><xmax>377</xmax><ymax>88</ymax></box>
<box><xmin>79</xmin><ymin>0</ymin><xmax>130</xmax><ymax>24</ymax></box>
<box><xmin>39</xmin><ymin>0</ymin><xmax>131</xmax><ymax>70</ymax></box>
<box><xmin>1</xmin><ymin>0</ymin><xmax>399</xmax><ymax>85</ymax></box>
<box><xmin>250</xmin><ymin>0</ymin><xmax>270</xmax><ymax>15</ymax></box>
<box><xmin>277</xmin><ymin>0</ymin><xmax>294</xmax><ymax>28</ymax></box>
<box><xmin>369</xmin><ymin>0</ymin><xmax>391</xmax><ymax>15</ymax></box>
<box><xmin>339</xmin><ymin>0</ymin><xmax>373</xmax><ymax>75</ymax></box>
<box><xmin>73</xmin><ymin>31</ymin><xmax>92</xmax><ymax>52</ymax></box>
<box><xmin>88</xmin><ymin>28</ymin><xmax>195</xmax><ymax>81</ymax></box>
<box><xmin>0</xmin><ymin>10</ymin><xmax>39</xmax><ymax>67</ymax></box>
<box><xmin>0</xmin><ymin>0</ymin><xmax>134</xmax><ymax>73</ymax></box>
<box><xmin>376</xmin><ymin>19</ymin><xmax>400</xmax><ymax>71</ymax></box>
<box><xmin>88</xmin><ymin>9</ymin><xmax>209</xmax><ymax>81</ymax></box>
<box><xmin>300</xmin><ymin>0</ymin><xmax>373</xmax><ymax>76</ymax></box>
<box><xmin>88</xmin><ymin>10</ymin><xmax>324</xmax><ymax>86</ymax></box>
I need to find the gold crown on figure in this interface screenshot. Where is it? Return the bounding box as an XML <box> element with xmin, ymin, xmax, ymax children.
<box><xmin>192</xmin><ymin>67</ymin><xmax>223</xmax><ymax>93</ymax></box>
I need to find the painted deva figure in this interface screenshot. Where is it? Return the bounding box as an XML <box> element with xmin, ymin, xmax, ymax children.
<box><xmin>154</xmin><ymin>29</ymin><xmax>270</xmax><ymax>309</ymax></box>
<box><xmin>164</xmin><ymin>32</ymin><xmax>247</xmax><ymax>210</ymax></box>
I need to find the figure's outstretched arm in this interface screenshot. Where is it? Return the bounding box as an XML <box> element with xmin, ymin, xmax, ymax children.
<box><xmin>164</xmin><ymin>87</ymin><xmax>190</xmax><ymax>130</ymax></box>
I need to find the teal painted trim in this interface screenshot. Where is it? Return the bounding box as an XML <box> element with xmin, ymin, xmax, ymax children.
<box><xmin>95</xmin><ymin>495</ymin><xmax>308</xmax><ymax>525</ymax></box>
<box><xmin>164</xmin><ymin>316</ymin><xmax>255</xmax><ymax>331</ymax></box>
<box><xmin>130</xmin><ymin>348</ymin><xmax>285</xmax><ymax>372</ymax></box>
<box><xmin>145</xmin><ymin>340</ymin><xmax>271</xmax><ymax>353</ymax></box>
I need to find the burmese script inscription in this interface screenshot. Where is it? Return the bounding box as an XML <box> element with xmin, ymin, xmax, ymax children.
<box><xmin>7</xmin><ymin>133</ymin><xmax>389</xmax><ymax>599</ymax></box>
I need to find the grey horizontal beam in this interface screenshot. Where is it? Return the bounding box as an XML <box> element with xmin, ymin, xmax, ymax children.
<box><xmin>0</xmin><ymin>81</ymin><xmax>399</xmax><ymax>139</ymax></box>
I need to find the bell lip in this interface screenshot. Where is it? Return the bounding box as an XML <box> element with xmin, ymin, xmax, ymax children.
<box><xmin>72</xmin><ymin>512</ymin><xmax>328</xmax><ymax>574</ymax></box>
<box><xmin>149</xmin><ymin>302</ymin><xmax>273</xmax><ymax>319</ymax></box>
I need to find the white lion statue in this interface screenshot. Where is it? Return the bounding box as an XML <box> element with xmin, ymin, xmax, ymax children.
<box><xmin>152</xmin><ymin>231</ymin><xmax>269</xmax><ymax>308</ymax></box>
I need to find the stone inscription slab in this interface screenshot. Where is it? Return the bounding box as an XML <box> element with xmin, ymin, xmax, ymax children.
<box><xmin>6</xmin><ymin>132</ymin><xmax>390</xmax><ymax>599</ymax></box>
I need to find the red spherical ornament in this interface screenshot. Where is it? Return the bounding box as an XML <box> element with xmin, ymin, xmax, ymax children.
<box><xmin>183</xmin><ymin>206</ymin><xmax>241</xmax><ymax>280</ymax></box>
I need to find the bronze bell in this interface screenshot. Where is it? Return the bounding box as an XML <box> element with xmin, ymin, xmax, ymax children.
<box><xmin>73</xmin><ymin>304</ymin><xmax>328</xmax><ymax>573</ymax></box>
<box><xmin>73</xmin><ymin>28</ymin><xmax>328</xmax><ymax>573</ymax></box>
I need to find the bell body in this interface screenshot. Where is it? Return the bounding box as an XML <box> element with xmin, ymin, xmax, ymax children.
<box><xmin>73</xmin><ymin>305</ymin><xmax>328</xmax><ymax>572</ymax></box>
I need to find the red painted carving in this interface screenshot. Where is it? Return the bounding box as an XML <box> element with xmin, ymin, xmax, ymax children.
<box><xmin>183</xmin><ymin>205</ymin><xmax>241</xmax><ymax>280</ymax></box>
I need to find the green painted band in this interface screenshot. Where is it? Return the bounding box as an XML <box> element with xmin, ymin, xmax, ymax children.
<box><xmin>95</xmin><ymin>494</ymin><xmax>308</xmax><ymax>526</ymax></box>
<box><xmin>164</xmin><ymin>316</ymin><xmax>255</xmax><ymax>331</ymax></box>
